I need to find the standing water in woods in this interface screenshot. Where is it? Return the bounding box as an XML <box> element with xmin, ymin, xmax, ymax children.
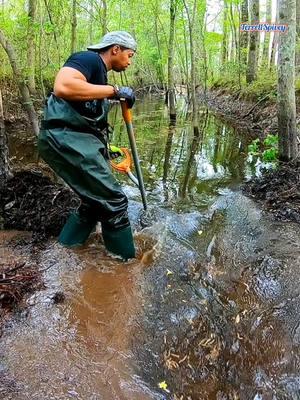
<box><xmin>1</xmin><ymin>97</ymin><xmax>300</xmax><ymax>399</ymax></box>
<box><xmin>0</xmin><ymin>0</ymin><xmax>299</xmax><ymax>398</ymax></box>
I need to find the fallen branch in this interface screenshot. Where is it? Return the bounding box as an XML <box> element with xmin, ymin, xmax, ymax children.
<box><xmin>242</xmin><ymin>94</ymin><xmax>269</xmax><ymax>118</ymax></box>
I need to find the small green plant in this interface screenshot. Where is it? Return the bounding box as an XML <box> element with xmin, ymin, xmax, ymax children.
<box><xmin>248</xmin><ymin>138</ymin><xmax>260</xmax><ymax>155</ymax></box>
<box><xmin>248</xmin><ymin>134</ymin><xmax>278</xmax><ymax>162</ymax></box>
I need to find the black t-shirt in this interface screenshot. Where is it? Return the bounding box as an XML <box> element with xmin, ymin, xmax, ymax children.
<box><xmin>63</xmin><ymin>51</ymin><xmax>107</xmax><ymax>119</ymax></box>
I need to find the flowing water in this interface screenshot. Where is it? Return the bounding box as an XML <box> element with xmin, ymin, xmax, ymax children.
<box><xmin>1</xmin><ymin>96</ymin><xmax>300</xmax><ymax>399</ymax></box>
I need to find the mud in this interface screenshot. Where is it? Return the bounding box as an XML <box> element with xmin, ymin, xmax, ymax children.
<box><xmin>0</xmin><ymin>169</ymin><xmax>79</xmax><ymax>238</ymax></box>
<box><xmin>199</xmin><ymin>88</ymin><xmax>300</xmax><ymax>139</ymax></box>
<box><xmin>243</xmin><ymin>159</ymin><xmax>300</xmax><ymax>224</ymax></box>
<box><xmin>0</xmin><ymin>231</ymin><xmax>42</xmax><ymax>335</ymax></box>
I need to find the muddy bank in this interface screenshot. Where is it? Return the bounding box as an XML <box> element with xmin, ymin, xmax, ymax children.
<box><xmin>199</xmin><ymin>88</ymin><xmax>300</xmax><ymax>138</ymax></box>
<box><xmin>199</xmin><ymin>88</ymin><xmax>300</xmax><ymax>225</ymax></box>
<box><xmin>0</xmin><ymin>169</ymin><xmax>79</xmax><ymax>238</ymax></box>
<box><xmin>243</xmin><ymin>159</ymin><xmax>300</xmax><ymax>224</ymax></box>
<box><xmin>0</xmin><ymin>232</ymin><xmax>42</xmax><ymax>337</ymax></box>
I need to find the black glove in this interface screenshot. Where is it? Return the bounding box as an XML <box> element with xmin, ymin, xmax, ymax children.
<box><xmin>114</xmin><ymin>86</ymin><xmax>135</xmax><ymax>109</ymax></box>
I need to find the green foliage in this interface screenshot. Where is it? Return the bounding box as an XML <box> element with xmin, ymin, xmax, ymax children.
<box><xmin>248</xmin><ymin>138</ymin><xmax>260</xmax><ymax>155</ymax></box>
<box><xmin>210</xmin><ymin>61</ymin><xmax>242</xmax><ymax>91</ymax></box>
<box><xmin>296</xmin><ymin>77</ymin><xmax>300</xmax><ymax>93</ymax></box>
<box><xmin>241</xmin><ymin>69</ymin><xmax>277</xmax><ymax>100</ymax></box>
<box><xmin>248</xmin><ymin>134</ymin><xmax>279</xmax><ymax>162</ymax></box>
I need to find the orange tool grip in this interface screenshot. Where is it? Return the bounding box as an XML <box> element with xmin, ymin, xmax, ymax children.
<box><xmin>121</xmin><ymin>101</ymin><xmax>132</xmax><ymax>124</ymax></box>
<box><xmin>110</xmin><ymin>147</ymin><xmax>132</xmax><ymax>174</ymax></box>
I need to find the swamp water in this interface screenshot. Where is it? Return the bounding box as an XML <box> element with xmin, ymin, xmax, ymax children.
<box><xmin>1</xmin><ymin>96</ymin><xmax>299</xmax><ymax>399</ymax></box>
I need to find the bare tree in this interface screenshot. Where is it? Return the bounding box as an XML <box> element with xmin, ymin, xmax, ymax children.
<box><xmin>167</xmin><ymin>0</ymin><xmax>177</xmax><ymax>120</ymax></box>
<box><xmin>0</xmin><ymin>29</ymin><xmax>39</xmax><ymax>136</ymax></box>
<box><xmin>296</xmin><ymin>0</ymin><xmax>300</xmax><ymax>74</ymax></box>
<box><xmin>102</xmin><ymin>0</ymin><xmax>107</xmax><ymax>36</ymax></box>
<box><xmin>0</xmin><ymin>89</ymin><xmax>11</xmax><ymax>186</ymax></box>
<box><xmin>270</xmin><ymin>0</ymin><xmax>279</xmax><ymax>68</ymax></box>
<box><xmin>183</xmin><ymin>0</ymin><xmax>198</xmax><ymax>130</ymax></box>
<box><xmin>277</xmin><ymin>0</ymin><xmax>297</xmax><ymax>160</ymax></box>
<box><xmin>262</xmin><ymin>0</ymin><xmax>272</xmax><ymax>63</ymax></box>
<box><xmin>70</xmin><ymin>0</ymin><xmax>77</xmax><ymax>53</ymax></box>
<box><xmin>221</xmin><ymin>1</ymin><xmax>228</xmax><ymax>63</ymax></box>
<box><xmin>240</xmin><ymin>0</ymin><xmax>249</xmax><ymax>65</ymax></box>
<box><xmin>246</xmin><ymin>0</ymin><xmax>259</xmax><ymax>83</ymax></box>
<box><xmin>27</xmin><ymin>0</ymin><xmax>37</xmax><ymax>94</ymax></box>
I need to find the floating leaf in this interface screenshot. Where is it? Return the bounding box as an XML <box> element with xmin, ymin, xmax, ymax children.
<box><xmin>158</xmin><ymin>381</ymin><xmax>169</xmax><ymax>392</ymax></box>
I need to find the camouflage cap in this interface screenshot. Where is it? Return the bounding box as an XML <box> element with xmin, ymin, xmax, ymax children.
<box><xmin>87</xmin><ymin>31</ymin><xmax>137</xmax><ymax>52</ymax></box>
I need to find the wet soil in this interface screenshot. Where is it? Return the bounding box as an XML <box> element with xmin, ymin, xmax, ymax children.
<box><xmin>0</xmin><ymin>169</ymin><xmax>79</xmax><ymax>238</ymax></box>
<box><xmin>200</xmin><ymin>88</ymin><xmax>299</xmax><ymax>136</ymax></box>
<box><xmin>0</xmin><ymin>170</ymin><xmax>78</xmax><ymax>342</ymax></box>
<box><xmin>243</xmin><ymin>159</ymin><xmax>300</xmax><ymax>224</ymax></box>
<box><xmin>0</xmin><ymin>262</ymin><xmax>40</xmax><ymax>339</ymax></box>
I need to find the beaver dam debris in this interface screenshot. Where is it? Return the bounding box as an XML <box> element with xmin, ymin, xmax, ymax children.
<box><xmin>0</xmin><ymin>260</ymin><xmax>41</xmax><ymax>334</ymax></box>
<box><xmin>244</xmin><ymin>159</ymin><xmax>300</xmax><ymax>223</ymax></box>
<box><xmin>0</xmin><ymin>170</ymin><xmax>79</xmax><ymax>238</ymax></box>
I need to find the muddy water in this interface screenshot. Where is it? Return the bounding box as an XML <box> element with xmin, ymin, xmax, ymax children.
<box><xmin>1</xmin><ymin>96</ymin><xmax>300</xmax><ymax>399</ymax></box>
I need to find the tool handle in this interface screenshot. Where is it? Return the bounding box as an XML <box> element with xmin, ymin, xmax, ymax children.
<box><xmin>121</xmin><ymin>100</ymin><xmax>132</xmax><ymax>124</ymax></box>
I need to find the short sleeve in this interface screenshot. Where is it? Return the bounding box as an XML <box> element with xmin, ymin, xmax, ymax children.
<box><xmin>63</xmin><ymin>51</ymin><xmax>99</xmax><ymax>82</ymax></box>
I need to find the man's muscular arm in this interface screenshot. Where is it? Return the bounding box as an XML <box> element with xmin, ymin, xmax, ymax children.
<box><xmin>54</xmin><ymin>67</ymin><xmax>115</xmax><ymax>101</ymax></box>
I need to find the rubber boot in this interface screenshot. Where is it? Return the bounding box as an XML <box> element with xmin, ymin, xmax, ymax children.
<box><xmin>102</xmin><ymin>225</ymin><xmax>135</xmax><ymax>260</ymax></box>
<box><xmin>58</xmin><ymin>212</ymin><xmax>96</xmax><ymax>247</ymax></box>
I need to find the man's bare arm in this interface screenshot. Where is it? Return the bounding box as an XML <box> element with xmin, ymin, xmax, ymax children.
<box><xmin>54</xmin><ymin>67</ymin><xmax>115</xmax><ymax>100</ymax></box>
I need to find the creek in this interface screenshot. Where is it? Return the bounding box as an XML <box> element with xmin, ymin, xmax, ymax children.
<box><xmin>1</xmin><ymin>96</ymin><xmax>299</xmax><ymax>400</ymax></box>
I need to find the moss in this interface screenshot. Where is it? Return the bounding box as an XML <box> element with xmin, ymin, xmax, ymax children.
<box><xmin>210</xmin><ymin>68</ymin><xmax>278</xmax><ymax>102</ymax></box>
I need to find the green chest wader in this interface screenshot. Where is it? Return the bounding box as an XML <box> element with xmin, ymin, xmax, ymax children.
<box><xmin>38</xmin><ymin>94</ymin><xmax>135</xmax><ymax>260</ymax></box>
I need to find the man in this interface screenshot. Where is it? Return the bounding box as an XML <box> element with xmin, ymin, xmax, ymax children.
<box><xmin>38</xmin><ymin>31</ymin><xmax>137</xmax><ymax>260</ymax></box>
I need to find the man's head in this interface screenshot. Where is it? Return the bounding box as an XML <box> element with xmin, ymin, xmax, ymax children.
<box><xmin>87</xmin><ymin>31</ymin><xmax>137</xmax><ymax>72</ymax></box>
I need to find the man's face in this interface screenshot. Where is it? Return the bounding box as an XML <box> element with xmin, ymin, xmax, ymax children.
<box><xmin>111</xmin><ymin>46</ymin><xmax>135</xmax><ymax>72</ymax></box>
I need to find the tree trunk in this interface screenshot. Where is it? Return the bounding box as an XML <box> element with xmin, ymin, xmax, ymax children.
<box><xmin>277</xmin><ymin>0</ymin><xmax>297</xmax><ymax>161</ymax></box>
<box><xmin>70</xmin><ymin>0</ymin><xmax>77</xmax><ymax>54</ymax></box>
<box><xmin>246</xmin><ymin>0</ymin><xmax>259</xmax><ymax>83</ymax></box>
<box><xmin>269</xmin><ymin>0</ymin><xmax>279</xmax><ymax>68</ymax></box>
<box><xmin>168</xmin><ymin>0</ymin><xmax>176</xmax><ymax>121</ymax></box>
<box><xmin>102</xmin><ymin>0</ymin><xmax>107</xmax><ymax>36</ymax></box>
<box><xmin>296</xmin><ymin>0</ymin><xmax>300</xmax><ymax>74</ymax></box>
<box><xmin>228</xmin><ymin>2</ymin><xmax>238</xmax><ymax>62</ymax></box>
<box><xmin>183</xmin><ymin>0</ymin><xmax>198</xmax><ymax>130</ymax></box>
<box><xmin>154</xmin><ymin>16</ymin><xmax>165</xmax><ymax>86</ymax></box>
<box><xmin>27</xmin><ymin>0</ymin><xmax>37</xmax><ymax>94</ymax></box>
<box><xmin>262</xmin><ymin>0</ymin><xmax>272</xmax><ymax>63</ymax></box>
<box><xmin>0</xmin><ymin>90</ymin><xmax>11</xmax><ymax>186</ymax></box>
<box><xmin>221</xmin><ymin>1</ymin><xmax>228</xmax><ymax>63</ymax></box>
<box><xmin>0</xmin><ymin>29</ymin><xmax>39</xmax><ymax>136</ymax></box>
<box><xmin>89</xmin><ymin>0</ymin><xmax>94</xmax><ymax>44</ymax></box>
<box><xmin>43</xmin><ymin>0</ymin><xmax>61</xmax><ymax>65</ymax></box>
<box><xmin>240</xmin><ymin>0</ymin><xmax>249</xmax><ymax>65</ymax></box>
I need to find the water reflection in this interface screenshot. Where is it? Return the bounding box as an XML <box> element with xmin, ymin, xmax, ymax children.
<box><xmin>4</xmin><ymin>95</ymin><xmax>279</xmax><ymax>400</ymax></box>
<box><xmin>8</xmin><ymin>97</ymin><xmax>251</xmax><ymax>212</ymax></box>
